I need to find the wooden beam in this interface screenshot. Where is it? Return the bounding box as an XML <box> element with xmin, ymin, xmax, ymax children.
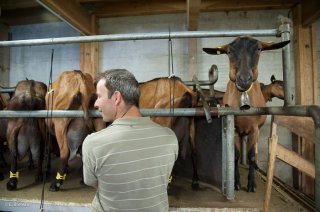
<box><xmin>0</xmin><ymin>24</ymin><xmax>10</xmax><ymax>87</ymax></box>
<box><xmin>292</xmin><ymin>4</ymin><xmax>318</xmax><ymax>197</ymax></box>
<box><xmin>201</xmin><ymin>0</ymin><xmax>299</xmax><ymax>11</ymax></box>
<box><xmin>188</xmin><ymin>38</ymin><xmax>197</xmax><ymax>80</ymax></box>
<box><xmin>293</xmin><ymin>5</ymin><xmax>318</xmax><ymax>105</ymax></box>
<box><xmin>187</xmin><ymin>0</ymin><xmax>201</xmax><ymax>31</ymax></box>
<box><xmin>301</xmin><ymin>0</ymin><xmax>320</xmax><ymax>27</ymax></box>
<box><xmin>91</xmin><ymin>0</ymin><xmax>299</xmax><ymax>18</ymax></box>
<box><xmin>92</xmin><ymin>0</ymin><xmax>186</xmax><ymax>18</ymax></box>
<box><xmin>37</xmin><ymin>0</ymin><xmax>97</xmax><ymax>35</ymax></box>
<box><xmin>274</xmin><ymin>116</ymin><xmax>315</xmax><ymax>142</ymax></box>
<box><xmin>276</xmin><ymin>142</ymin><xmax>315</xmax><ymax>178</ymax></box>
<box><xmin>263</xmin><ymin>117</ymin><xmax>278</xmax><ymax>212</ymax></box>
<box><xmin>80</xmin><ymin>42</ymin><xmax>99</xmax><ymax>80</ymax></box>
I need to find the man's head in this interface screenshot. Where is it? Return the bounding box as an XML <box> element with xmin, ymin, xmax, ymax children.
<box><xmin>95</xmin><ymin>69</ymin><xmax>140</xmax><ymax>122</ymax></box>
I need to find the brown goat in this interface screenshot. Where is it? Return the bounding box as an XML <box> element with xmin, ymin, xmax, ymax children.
<box><xmin>139</xmin><ymin>76</ymin><xmax>200</xmax><ymax>188</ymax></box>
<box><xmin>203</xmin><ymin>36</ymin><xmax>289</xmax><ymax>192</ymax></box>
<box><xmin>260</xmin><ymin>75</ymin><xmax>284</xmax><ymax>102</ymax></box>
<box><xmin>46</xmin><ymin>70</ymin><xmax>105</xmax><ymax>191</ymax></box>
<box><xmin>5</xmin><ymin>79</ymin><xmax>47</xmax><ymax>190</ymax></box>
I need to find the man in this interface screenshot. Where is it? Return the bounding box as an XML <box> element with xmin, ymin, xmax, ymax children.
<box><xmin>82</xmin><ymin>69</ymin><xmax>178</xmax><ymax>212</ymax></box>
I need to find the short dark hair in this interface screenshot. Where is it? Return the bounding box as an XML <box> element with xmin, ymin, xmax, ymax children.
<box><xmin>97</xmin><ymin>69</ymin><xmax>140</xmax><ymax>107</ymax></box>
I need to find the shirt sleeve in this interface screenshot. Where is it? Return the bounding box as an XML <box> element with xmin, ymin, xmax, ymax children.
<box><xmin>82</xmin><ymin>136</ymin><xmax>98</xmax><ymax>188</ymax></box>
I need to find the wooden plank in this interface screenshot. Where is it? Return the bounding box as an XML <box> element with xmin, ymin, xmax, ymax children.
<box><xmin>276</xmin><ymin>143</ymin><xmax>315</xmax><ymax>179</ymax></box>
<box><xmin>80</xmin><ymin>42</ymin><xmax>99</xmax><ymax>79</ymax></box>
<box><xmin>301</xmin><ymin>0</ymin><xmax>320</xmax><ymax>27</ymax></box>
<box><xmin>38</xmin><ymin>0</ymin><xmax>96</xmax><ymax>35</ymax></box>
<box><xmin>263</xmin><ymin>117</ymin><xmax>278</xmax><ymax>212</ymax></box>
<box><xmin>91</xmin><ymin>0</ymin><xmax>299</xmax><ymax>18</ymax></box>
<box><xmin>187</xmin><ymin>0</ymin><xmax>201</xmax><ymax>31</ymax></box>
<box><xmin>201</xmin><ymin>0</ymin><xmax>300</xmax><ymax>11</ymax></box>
<box><xmin>292</xmin><ymin>4</ymin><xmax>317</xmax><ymax>197</ymax></box>
<box><xmin>0</xmin><ymin>24</ymin><xmax>10</xmax><ymax>87</ymax></box>
<box><xmin>93</xmin><ymin>0</ymin><xmax>186</xmax><ymax>18</ymax></box>
<box><xmin>188</xmin><ymin>39</ymin><xmax>197</xmax><ymax>80</ymax></box>
<box><xmin>274</xmin><ymin>115</ymin><xmax>315</xmax><ymax>142</ymax></box>
<box><xmin>293</xmin><ymin>5</ymin><xmax>318</xmax><ymax>105</ymax></box>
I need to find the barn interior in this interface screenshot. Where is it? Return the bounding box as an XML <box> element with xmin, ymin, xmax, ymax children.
<box><xmin>0</xmin><ymin>0</ymin><xmax>320</xmax><ymax>211</ymax></box>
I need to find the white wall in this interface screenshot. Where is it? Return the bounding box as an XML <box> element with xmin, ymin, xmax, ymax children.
<box><xmin>9</xmin><ymin>22</ymin><xmax>80</xmax><ymax>86</ymax></box>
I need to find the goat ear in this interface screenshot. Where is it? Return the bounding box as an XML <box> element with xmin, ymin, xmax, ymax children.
<box><xmin>261</xmin><ymin>40</ymin><xmax>290</xmax><ymax>51</ymax></box>
<box><xmin>203</xmin><ymin>46</ymin><xmax>228</xmax><ymax>55</ymax></box>
<box><xmin>271</xmin><ymin>75</ymin><xmax>276</xmax><ymax>83</ymax></box>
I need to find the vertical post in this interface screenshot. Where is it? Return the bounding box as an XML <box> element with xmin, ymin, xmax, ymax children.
<box><xmin>0</xmin><ymin>23</ymin><xmax>10</xmax><ymax>87</ymax></box>
<box><xmin>222</xmin><ymin>116</ymin><xmax>227</xmax><ymax>196</ymax></box>
<box><xmin>315</xmin><ymin>125</ymin><xmax>320</xmax><ymax>211</ymax></box>
<box><xmin>222</xmin><ymin>115</ymin><xmax>235</xmax><ymax>200</ymax></box>
<box><xmin>278</xmin><ymin>16</ymin><xmax>294</xmax><ymax>106</ymax></box>
<box><xmin>309</xmin><ymin>106</ymin><xmax>320</xmax><ymax>211</ymax></box>
<box><xmin>188</xmin><ymin>38</ymin><xmax>198</xmax><ymax>80</ymax></box>
<box><xmin>80</xmin><ymin>42</ymin><xmax>99</xmax><ymax>80</ymax></box>
<box><xmin>263</xmin><ymin>116</ymin><xmax>278</xmax><ymax>212</ymax></box>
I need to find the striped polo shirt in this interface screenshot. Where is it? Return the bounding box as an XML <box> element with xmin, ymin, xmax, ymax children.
<box><xmin>82</xmin><ymin>117</ymin><xmax>178</xmax><ymax>212</ymax></box>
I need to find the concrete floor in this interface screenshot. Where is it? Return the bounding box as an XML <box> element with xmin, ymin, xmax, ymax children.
<box><xmin>0</xmin><ymin>155</ymin><xmax>311</xmax><ymax>212</ymax></box>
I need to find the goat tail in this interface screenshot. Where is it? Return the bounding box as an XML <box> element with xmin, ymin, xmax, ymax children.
<box><xmin>80</xmin><ymin>93</ymin><xmax>94</xmax><ymax>132</ymax></box>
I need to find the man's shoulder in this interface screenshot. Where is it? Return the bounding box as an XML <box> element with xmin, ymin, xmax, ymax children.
<box><xmin>83</xmin><ymin>128</ymin><xmax>109</xmax><ymax>148</ymax></box>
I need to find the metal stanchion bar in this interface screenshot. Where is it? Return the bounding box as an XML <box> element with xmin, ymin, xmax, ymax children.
<box><xmin>0</xmin><ymin>88</ymin><xmax>15</xmax><ymax>93</ymax></box>
<box><xmin>0</xmin><ymin>105</ymin><xmax>318</xmax><ymax>118</ymax></box>
<box><xmin>184</xmin><ymin>80</ymin><xmax>215</xmax><ymax>86</ymax></box>
<box><xmin>0</xmin><ymin>29</ymin><xmax>278</xmax><ymax>47</ymax></box>
<box><xmin>225</xmin><ymin>114</ymin><xmax>235</xmax><ymax>200</ymax></box>
<box><xmin>0</xmin><ymin>80</ymin><xmax>214</xmax><ymax>93</ymax></box>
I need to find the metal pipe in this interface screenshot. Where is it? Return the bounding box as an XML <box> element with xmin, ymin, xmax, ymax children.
<box><xmin>1</xmin><ymin>80</ymin><xmax>214</xmax><ymax>93</ymax></box>
<box><xmin>0</xmin><ymin>88</ymin><xmax>15</xmax><ymax>93</ymax></box>
<box><xmin>221</xmin><ymin>116</ymin><xmax>227</xmax><ymax>197</ymax></box>
<box><xmin>208</xmin><ymin>64</ymin><xmax>219</xmax><ymax>97</ymax></box>
<box><xmin>225</xmin><ymin>114</ymin><xmax>235</xmax><ymax>200</ymax></box>
<box><xmin>0</xmin><ymin>105</ymin><xmax>317</xmax><ymax>118</ymax></box>
<box><xmin>279</xmin><ymin>17</ymin><xmax>294</xmax><ymax>106</ymax></box>
<box><xmin>192</xmin><ymin>75</ymin><xmax>212</xmax><ymax>123</ymax></box>
<box><xmin>0</xmin><ymin>29</ymin><xmax>278</xmax><ymax>47</ymax></box>
<box><xmin>184</xmin><ymin>80</ymin><xmax>216</xmax><ymax>86</ymax></box>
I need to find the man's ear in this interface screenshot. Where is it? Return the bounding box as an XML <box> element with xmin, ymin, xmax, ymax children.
<box><xmin>113</xmin><ymin>91</ymin><xmax>122</xmax><ymax>105</ymax></box>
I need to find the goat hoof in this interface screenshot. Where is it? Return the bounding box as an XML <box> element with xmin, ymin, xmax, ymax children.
<box><xmin>247</xmin><ymin>185</ymin><xmax>256</xmax><ymax>192</ymax></box>
<box><xmin>191</xmin><ymin>180</ymin><xmax>199</xmax><ymax>190</ymax></box>
<box><xmin>49</xmin><ymin>181</ymin><xmax>62</xmax><ymax>192</ymax></box>
<box><xmin>6</xmin><ymin>179</ymin><xmax>18</xmax><ymax>191</ymax></box>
